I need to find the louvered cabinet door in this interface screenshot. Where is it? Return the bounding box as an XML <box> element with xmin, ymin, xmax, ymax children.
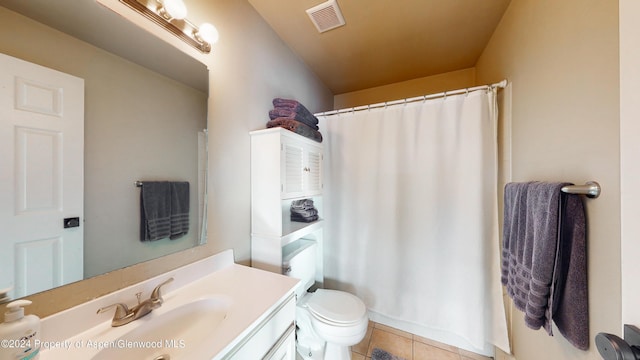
<box><xmin>281</xmin><ymin>139</ymin><xmax>322</xmax><ymax>199</ymax></box>
<box><xmin>305</xmin><ymin>146</ymin><xmax>322</xmax><ymax>194</ymax></box>
<box><xmin>281</xmin><ymin>142</ymin><xmax>304</xmax><ymax>198</ymax></box>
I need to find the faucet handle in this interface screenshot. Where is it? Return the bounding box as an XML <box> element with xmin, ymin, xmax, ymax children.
<box><xmin>97</xmin><ymin>302</ymin><xmax>129</xmax><ymax>316</ymax></box>
<box><xmin>150</xmin><ymin>277</ymin><xmax>174</xmax><ymax>306</ymax></box>
<box><xmin>96</xmin><ymin>303</ymin><xmax>132</xmax><ymax>326</ymax></box>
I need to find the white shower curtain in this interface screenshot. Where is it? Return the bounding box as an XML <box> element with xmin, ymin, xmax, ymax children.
<box><xmin>319</xmin><ymin>88</ymin><xmax>510</xmax><ymax>355</ymax></box>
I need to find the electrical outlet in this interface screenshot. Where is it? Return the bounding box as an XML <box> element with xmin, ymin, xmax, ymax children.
<box><xmin>625</xmin><ymin>325</ymin><xmax>640</xmax><ymax>348</ymax></box>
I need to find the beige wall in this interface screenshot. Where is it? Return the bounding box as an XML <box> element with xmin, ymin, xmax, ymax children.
<box><xmin>620</xmin><ymin>0</ymin><xmax>640</xmax><ymax>328</ymax></box>
<box><xmin>1</xmin><ymin>0</ymin><xmax>332</xmax><ymax>317</ymax></box>
<box><xmin>201</xmin><ymin>0</ymin><xmax>334</xmax><ymax>264</ymax></box>
<box><xmin>476</xmin><ymin>0</ymin><xmax>620</xmax><ymax>359</ymax></box>
<box><xmin>334</xmin><ymin>68</ymin><xmax>476</xmax><ymax>109</ymax></box>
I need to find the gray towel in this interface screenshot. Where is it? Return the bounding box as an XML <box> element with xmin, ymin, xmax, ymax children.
<box><xmin>140</xmin><ymin>181</ymin><xmax>190</xmax><ymax>241</ymax></box>
<box><xmin>266</xmin><ymin>118</ymin><xmax>323</xmax><ymax>143</ymax></box>
<box><xmin>140</xmin><ymin>181</ymin><xmax>172</xmax><ymax>241</ymax></box>
<box><xmin>553</xmin><ymin>189</ymin><xmax>588</xmax><ymax>350</ymax></box>
<box><xmin>501</xmin><ymin>181</ymin><xmax>588</xmax><ymax>350</ymax></box>
<box><xmin>271</xmin><ymin>98</ymin><xmax>320</xmax><ymax>129</ymax></box>
<box><xmin>169</xmin><ymin>182</ymin><xmax>189</xmax><ymax>240</ymax></box>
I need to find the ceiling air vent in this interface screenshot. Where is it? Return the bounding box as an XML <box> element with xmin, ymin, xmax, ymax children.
<box><xmin>306</xmin><ymin>0</ymin><xmax>346</xmax><ymax>33</ymax></box>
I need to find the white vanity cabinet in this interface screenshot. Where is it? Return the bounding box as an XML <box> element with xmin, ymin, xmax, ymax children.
<box><xmin>38</xmin><ymin>250</ymin><xmax>301</xmax><ymax>360</ymax></box>
<box><xmin>250</xmin><ymin>128</ymin><xmax>324</xmax><ymax>285</ymax></box>
<box><xmin>221</xmin><ymin>293</ymin><xmax>296</xmax><ymax>360</ymax></box>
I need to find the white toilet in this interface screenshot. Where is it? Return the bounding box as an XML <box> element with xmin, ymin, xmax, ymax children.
<box><xmin>283</xmin><ymin>239</ymin><xmax>368</xmax><ymax>360</ymax></box>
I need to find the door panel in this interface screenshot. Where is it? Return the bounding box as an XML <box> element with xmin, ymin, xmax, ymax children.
<box><xmin>0</xmin><ymin>53</ymin><xmax>84</xmax><ymax>299</ymax></box>
<box><xmin>15</xmin><ymin>237</ymin><xmax>62</xmax><ymax>297</ymax></box>
<box><xmin>14</xmin><ymin>127</ymin><xmax>62</xmax><ymax>213</ymax></box>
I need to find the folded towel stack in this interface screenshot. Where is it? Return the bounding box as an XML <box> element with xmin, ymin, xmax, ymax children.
<box><xmin>267</xmin><ymin>98</ymin><xmax>323</xmax><ymax>142</ymax></box>
<box><xmin>290</xmin><ymin>198</ymin><xmax>319</xmax><ymax>222</ymax></box>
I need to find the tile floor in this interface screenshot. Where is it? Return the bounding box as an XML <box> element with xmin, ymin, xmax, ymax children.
<box><xmin>350</xmin><ymin>321</ymin><xmax>493</xmax><ymax>360</ymax></box>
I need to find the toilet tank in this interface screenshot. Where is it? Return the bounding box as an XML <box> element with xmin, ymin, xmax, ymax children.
<box><xmin>282</xmin><ymin>239</ymin><xmax>316</xmax><ymax>299</ymax></box>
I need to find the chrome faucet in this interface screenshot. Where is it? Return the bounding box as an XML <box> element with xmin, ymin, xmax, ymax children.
<box><xmin>97</xmin><ymin>277</ymin><xmax>174</xmax><ymax>327</ymax></box>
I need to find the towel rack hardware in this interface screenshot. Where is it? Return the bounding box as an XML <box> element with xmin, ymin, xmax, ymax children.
<box><xmin>135</xmin><ymin>181</ymin><xmax>143</xmax><ymax>187</ymax></box>
<box><xmin>561</xmin><ymin>181</ymin><xmax>601</xmax><ymax>198</ymax></box>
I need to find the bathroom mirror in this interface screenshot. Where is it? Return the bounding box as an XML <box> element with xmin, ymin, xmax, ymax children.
<box><xmin>0</xmin><ymin>0</ymin><xmax>208</xmax><ymax>300</ymax></box>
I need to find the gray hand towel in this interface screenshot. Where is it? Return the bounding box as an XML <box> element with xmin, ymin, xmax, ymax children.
<box><xmin>501</xmin><ymin>181</ymin><xmax>588</xmax><ymax>350</ymax></box>
<box><xmin>553</xmin><ymin>190</ymin><xmax>588</xmax><ymax>350</ymax></box>
<box><xmin>169</xmin><ymin>181</ymin><xmax>189</xmax><ymax>240</ymax></box>
<box><xmin>524</xmin><ymin>182</ymin><xmax>566</xmax><ymax>332</ymax></box>
<box><xmin>140</xmin><ymin>181</ymin><xmax>172</xmax><ymax>241</ymax></box>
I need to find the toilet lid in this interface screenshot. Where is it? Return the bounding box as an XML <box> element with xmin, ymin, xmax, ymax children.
<box><xmin>307</xmin><ymin>289</ymin><xmax>366</xmax><ymax>324</ymax></box>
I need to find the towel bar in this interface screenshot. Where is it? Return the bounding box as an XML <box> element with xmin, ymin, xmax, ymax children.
<box><xmin>135</xmin><ymin>181</ymin><xmax>143</xmax><ymax>187</ymax></box>
<box><xmin>561</xmin><ymin>181</ymin><xmax>601</xmax><ymax>198</ymax></box>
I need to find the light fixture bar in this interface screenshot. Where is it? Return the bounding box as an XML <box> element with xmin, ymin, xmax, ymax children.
<box><xmin>119</xmin><ymin>0</ymin><xmax>211</xmax><ymax>53</ymax></box>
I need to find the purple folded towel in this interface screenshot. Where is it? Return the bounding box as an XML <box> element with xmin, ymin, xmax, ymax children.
<box><xmin>269</xmin><ymin>108</ymin><xmax>319</xmax><ymax>130</ymax></box>
<box><xmin>267</xmin><ymin>118</ymin><xmax>323</xmax><ymax>143</ymax></box>
<box><xmin>272</xmin><ymin>98</ymin><xmax>319</xmax><ymax>128</ymax></box>
<box><xmin>273</xmin><ymin>97</ymin><xmax>304</xmax><ymax>109</ymax></box>
<box><xmin>502</xmin><ymin>181</ymin><xmax>588</xmax><ymax>350</ymax></box>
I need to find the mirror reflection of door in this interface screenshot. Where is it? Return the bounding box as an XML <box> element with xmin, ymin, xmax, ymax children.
<box><xmin>0</xmin><ymin>53</ymin><xmax>84</xmax><ymax>300</ymax></box>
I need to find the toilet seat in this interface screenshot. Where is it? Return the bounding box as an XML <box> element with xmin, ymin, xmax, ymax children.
<box><xmin>306</xmin><ymin>289</ymin><xmax>366</xmax><ymax>325</ymax></box>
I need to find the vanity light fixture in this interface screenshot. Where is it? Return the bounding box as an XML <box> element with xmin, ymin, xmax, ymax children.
<box><xmin>119</xmin><ymin>0</ymin><xmax>218</xmax><ymax>54</ymax></box>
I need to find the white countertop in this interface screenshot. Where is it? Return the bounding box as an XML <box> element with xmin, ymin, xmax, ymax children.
<box><xmin>37</xmin><ymin>250</ymin><xmax>299</xmax><ymax>359</ymax></box>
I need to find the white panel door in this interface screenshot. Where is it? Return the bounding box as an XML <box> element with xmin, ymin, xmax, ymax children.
<box><xmin>0</xmin><ymin>53</ymin><xmax>84</xmax><ymax>299</ymax></box>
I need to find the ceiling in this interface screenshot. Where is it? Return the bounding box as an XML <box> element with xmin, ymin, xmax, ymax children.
<box><xmin>248</xmin><ymin>0</ymin><xmax>512</xmax><ymax>94</ymax></box>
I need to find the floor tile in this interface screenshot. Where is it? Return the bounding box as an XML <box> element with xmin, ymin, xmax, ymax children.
<box><xmin>298</xmin><ymin>319</ymin><xmax>492</xmax><ymax>360</ymax></box>
<box><xmin>414</xmin><ymin>341</ymin><xmax>461</xmax><ymax>360</ymax></box>
<box><xmin>352</xmin><ymin>324</ymin><xmax>373</xmax><ymax>355</ymax></box>
<box><xmin>458</xmin><ymin>349</ymin><xmax>492</xmax><ymax>360</ymax></box>
<box><xmin>367</xmin><ymin>328</ymin><xmax>413</xmax><ymax>359</ymax></box>
<box><xmin>375</xmin><ymin>323</ymin><xmax>414</xmax><ymax>339</ymax></box>
<box><xmin>413</xmin><ymin>335</ymin><xmax>459</xmax><ymax>354</ymax></box>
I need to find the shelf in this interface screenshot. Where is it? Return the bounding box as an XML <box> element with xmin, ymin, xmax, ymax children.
<box><xmin>283</xmin><ymin>217</ymin><xmax>323</xmax><ymax>242</ymax></box>
<box><xmin>252</xmin><ymin>219</ymin><xmax>323</xmax><ymax>247</ymax></box>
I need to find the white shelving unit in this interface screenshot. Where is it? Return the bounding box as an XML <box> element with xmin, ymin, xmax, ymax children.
<box><xmin>250</xmin><ymin>128</ymin><xmax>324</xmax><ymax>285</ymax></box>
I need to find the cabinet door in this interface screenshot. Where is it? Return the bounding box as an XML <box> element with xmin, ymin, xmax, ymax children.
<box><xmin>305</xmin><ymin>146</ymin><xmax>322</xmax><ymax>194</ymax></box>
<box><xmin>263</xmin><ymin>323</ymin><xmax>296</xmax><ymax>360</ymax></box>
<box><xmin>282</xmin><ymin>142</ymin><xmax>305</xmax><ymax>197</ymax></box>
<box><xmin>281</xmin><ymin>139</ymin><xmax>322</xmax><ymax>199</ymax></box>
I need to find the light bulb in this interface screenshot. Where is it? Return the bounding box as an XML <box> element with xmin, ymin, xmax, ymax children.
<box><xmin>198</xmin><ymin>23</ymin><xmax>219</xmax><ymax>44</ymax></box>
<box><xmin>162</xmin><ymin>0</ymin><xmax>187</xmax><ymax>20</ymax></box>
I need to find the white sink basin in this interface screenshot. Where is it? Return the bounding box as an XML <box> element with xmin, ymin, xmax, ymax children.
<box><xmin>39</xmin><ymin>250</ymin><xmax>300</xmax><ymax>360</ymax></box>
<box><xmin>91</xmin><ymin>296</ymin><xmax>231</xmax><ymax>360</ymax></box>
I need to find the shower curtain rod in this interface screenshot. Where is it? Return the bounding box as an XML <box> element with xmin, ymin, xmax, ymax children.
<box><xmin>315</xmin><ymin>79</ymin><xmax>508</xmax><ymax>117</ymax></box>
